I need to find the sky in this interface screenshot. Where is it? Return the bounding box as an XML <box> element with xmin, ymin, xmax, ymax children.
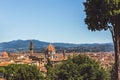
<box><xmin>0</xmin><ymin>0</ymin><xmax>113</xmax><ymax>44</ymax></box>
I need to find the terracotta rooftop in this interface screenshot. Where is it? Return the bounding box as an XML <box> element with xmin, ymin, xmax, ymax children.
<box><xmin>1</xmin><ymin>52</ymin><xmax>8</xmax><ymax>58</ymax></box>
<box><xmin>38</xmin><ymin>66</ymin><xmax>47</xmax><ymax>73</ymax></box>
<box><xmin>0</xmin><ymin>62</ymin><xmax>13</xmax><ymax>66</ymax></box>
<box><xmin>46</xmin><ymin>43</ymin><xmax>55</xmax><ymax>52</ymax></box>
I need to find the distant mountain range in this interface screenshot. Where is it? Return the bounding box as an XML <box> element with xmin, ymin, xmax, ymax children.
<box><xmin>0</xmin><ymin>40</ymin><xmax>114</xmax><ymax>52</ymax></box>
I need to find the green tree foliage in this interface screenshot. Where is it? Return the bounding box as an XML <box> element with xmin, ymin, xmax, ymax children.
<box><xmin>0</xmin><ymin>67</ymin><xmax>6</xmax><ymax>78</ymax></box>
<box><xmin>84</xmin><ymin>0</ymin><xmax>120</xmax><ymax>31</ymax></box>
<box><xmin>0</xmin><ymin>67</ymin><xmax>5</xmax><ymax>73</ymax></box>
<box><xmin>46</xmin><ymin>67</ymin><xmax>58</xmax><ymax>80</ymax></box>
<box><xmin>47</xmin><ymin>55</ymin><xmax>110</xmax><ymax>80</ymax></box>
<box><xmin>45</xmin><ymin>58</ymin><xmax>57</xmax><ymax>80</ymax></box>
<box><xmin>110</xmin><ymin>64</ymin><xmax>116</xmax><ymax>80</ymax></box>
<box><xmin>83</xmin><ymin>0</ymin><xmax>120</xmax><ymax>79</ymax></box>
<box><xmin>4</xmin><ymin>64</ymin><xmax>44</xmax><ymax>80</ymax></box>
<box><xmin>46</xmin><ymin>58</ymin><xmax>53</xmax><ymax>69</ymax></box>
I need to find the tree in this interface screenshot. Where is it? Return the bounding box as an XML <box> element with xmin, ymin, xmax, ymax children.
<box><xmin>45</xmin><ymin>58</ymin><xmax>53</xmax><ymax>70</ymax></box>
<box><xmin>5</xmin><ymin>64</ymin><xmax>44</xmax><ymax>80</ymax></box>
<box><xmin>83</xmin><ymin>0</ymin><xmax>120</xmax><ymax>79</ymax></box>
<box><xmin>0</xmin><ymin>67</ymin><xmax>6</xmax><ymax>78</ymax></box>
<box><xmin>0</xmin><ymin>67</ymin><xmax>5</xmax><ymax>74</ymax></box>
<box><xmin>47</xmin><ymin>55</ymin><xmax>110</xmax><ymax>80</ymax></box>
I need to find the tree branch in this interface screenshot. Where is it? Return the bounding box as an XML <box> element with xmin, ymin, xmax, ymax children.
<box><xmin>108</xmin><ymin>26</ymin><xmax>115</xmax><ymax>43</ymax></box>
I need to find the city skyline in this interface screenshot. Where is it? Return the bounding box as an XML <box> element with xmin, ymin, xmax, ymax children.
<box><xmin>0</xmin><ymin>0</ymin><xmax>112</xmax><ymax>44</ymax></box>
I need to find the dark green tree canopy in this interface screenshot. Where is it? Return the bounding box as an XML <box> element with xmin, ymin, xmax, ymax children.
<box><xmin>4</xmin><ymin>64</ymin><xmax>44</xmax><ymax>80</ymax></box>
<box><xmin>84</xmin><ymin>0</ymin><xmax>120</xmax><ymax>31</ymax></box>
<box><xmin>47</xmin><ymin>55</ymin><xmax>110</xmax><ymax>80</ymax></box>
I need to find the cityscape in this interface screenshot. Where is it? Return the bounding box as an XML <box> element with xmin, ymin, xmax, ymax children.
<box><xmin>0</xmin><ymin>0</ymin><xmax>120</xmax><ymax>80</ymax></box>
<box><xmin>0</xmin><ymin>41</ymin><xmax>115</xmax><ymax>79</ymax></box>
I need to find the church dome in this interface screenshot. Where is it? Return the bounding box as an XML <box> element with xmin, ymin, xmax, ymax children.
<box><xmin>1</xmin><ymin>51</ymin><xmax>8</xmax><ymax>57</ymax></box>
<box><xmin>46</xmin><ymin>43</ymin><xmax>55</xmax><ymax>52</ymax></box>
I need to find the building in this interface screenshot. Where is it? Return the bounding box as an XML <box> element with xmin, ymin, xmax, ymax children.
<box><xmin>1</xmin><ymin>52</ymin><xmax>8</xmax><ymax>58</ymax></box>
<box><xmin>0</xmin><ymin>41</ymin><xmax>114</xmax><ymax>74</ymax></box>
<box><xmin>45</xmin><ymin>43</ymin><xmax>56</xmax><ymax>60</ymax></box>
<box><xmin>30</xmin><ymin>41</ymin><xmax>33</xmax><ymax>56</ymax></box>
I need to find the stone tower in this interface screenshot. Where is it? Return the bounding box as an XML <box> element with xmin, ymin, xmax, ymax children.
<box><xmin>63</xmin><ymin>50</ymin><xmax>66</xmax><ymax>60</ymax></box>
<box><xmin>30</xmin><ymin>41</ymin><xmax>33</xmax><ymax>55</ymax></box>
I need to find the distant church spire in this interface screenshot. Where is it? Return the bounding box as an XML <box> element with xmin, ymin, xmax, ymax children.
<box><xmin>30</xmin><ymin>41</ymin><xmax>33</xmax><ymax>55</ymax></box>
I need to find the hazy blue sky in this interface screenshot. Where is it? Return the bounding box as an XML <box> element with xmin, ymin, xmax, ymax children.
<box><xmin>0</xmin><ymin>0</ymin><xmax>112</xmax><ymax>43</ymax></box>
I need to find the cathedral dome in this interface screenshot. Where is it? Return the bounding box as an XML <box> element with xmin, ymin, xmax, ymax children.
<box><xmin>1</xmin><ymin>51</ymin><xmax>8</xmax><ymax>57</ymax></box>
<box><xmin>46</xmin><ymin>43</ymin><xmax>55</xmax><ymax>52</ymax></box>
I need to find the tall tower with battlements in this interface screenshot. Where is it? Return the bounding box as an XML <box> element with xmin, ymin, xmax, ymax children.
<box><xmin>30</xmin><ymin>41</ymin><xmax>33</xmax><ymax>55</ymax></box>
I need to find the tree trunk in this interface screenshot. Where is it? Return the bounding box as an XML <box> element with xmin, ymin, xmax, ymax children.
<box><xmin>115</xmin><ymin>38</ymin><xmax>120</xmax><ymax>80</ymax></box>
<box><xmin>118</xmin><ymin>40</ymin><xmax>120</xmax><ymax>80</ymax></box>
<box><xmin>113</xmin><ymin>35</ymin><xmax>118</xmax><ymax>80</ymax></box>
<box><xmin>117</xmin><ymin>13</ymin><xmax>120</xmax><ymax>80</ymax></box>
<box><xmin>114</xmin><ymin>22</ymin><xmax>120</xmax><ymax>80</ymax></box>
<box><xmin>109</xmin><ymin>12</ymin><xmax>120</xmax><ymax>80</ymax></box>
<box><xmin>118</xmin><ymin>30</ymin><xmax>120</xmax><ymax>80</ymax></box>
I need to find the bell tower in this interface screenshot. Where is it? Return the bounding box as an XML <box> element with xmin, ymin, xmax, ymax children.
<box><xmin>30</xmin><ymin>41</ymin><xmax>33</xmax><ymax>55</ymax></box>
<box><xmin>63</xmin><ymin>50</ymin><xmax>66</xmax><ymax>60</ymax></box>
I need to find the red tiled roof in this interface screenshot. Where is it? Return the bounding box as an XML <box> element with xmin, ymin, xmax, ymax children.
<box><xmin>38</xmin><ymin>66</ymin><xmax>47</xmax><ymax>73</ymax></box>
<box><xmin>46</xmin><ymin>44</ymin><xmax>55</xmax><ymax>52</ymax></box>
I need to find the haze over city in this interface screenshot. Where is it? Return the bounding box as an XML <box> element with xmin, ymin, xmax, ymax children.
<box><xmin>0</xmin><ymin>0</ymin><xmax>112</xmax><ymax>43</ymax></box>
